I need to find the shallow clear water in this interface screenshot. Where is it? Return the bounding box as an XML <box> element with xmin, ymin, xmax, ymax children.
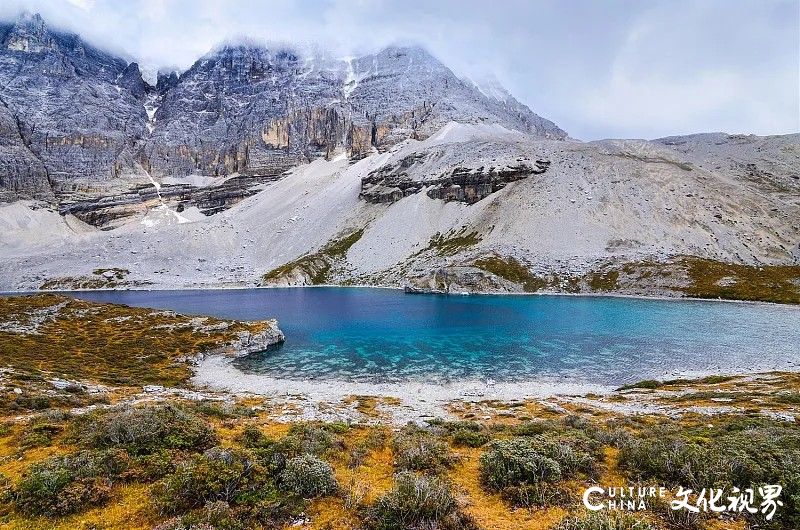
<box><xmin>70</xmin><ymin>288</ymin><xmax>800</xmax><ymax>386</ymax></box>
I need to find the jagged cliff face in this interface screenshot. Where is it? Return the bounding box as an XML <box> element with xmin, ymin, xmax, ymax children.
<box><xmin>142</xmin><ymin>44</ymin><xmax>566</xmax><ymax>178</ymax></box>
<box><xmin>0</xmin><ymin>13</ymin><xmax>148</xmax><ymax>200</ymax></box>
<box><xmin>0</xmin><ymin>100</ymin><xmax>51</xmax><ymax>202</ymax></box>
<box><xmin>346</xmin><ymin>46</ymin><xmax>565</xmax><ymax>146</ymax></box>
<box><xmin>0</xmin><ymin>13</ymin><xmax>566</xmax><ymax>209</ymax></box>
<box><xmin>142</xmin><ymin>45</ymin><xmax>348</xmax><ymax>177</ymax></box>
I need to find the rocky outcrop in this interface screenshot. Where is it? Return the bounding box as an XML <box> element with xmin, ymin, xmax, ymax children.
<box><xmin>361</xmin><ymin>159</ymin><xmax>550</xmax><ymax>204</ymax></box>
<box><xmin>207</xmin><ymin>322</ymin><xmax>286</xmax><ymax>357</ymax></box>
<box><xmin>404</xmin><ymin>266</ymin><xmax>511</xmax><ymax>293</ymax></box>
<box><xmin>119</xmin><ymin>62</ymin><xmax>149</xmax><ymax>100</ymax></box>
<box><xmin>58</xmin><ymin>173</ymin><xmax>284</xmax><ymax>227</ymax></box>
<box><xmin>0</xmin><ymin>100</ymin><xmax>52</xmax><ymax>201</ymax></box>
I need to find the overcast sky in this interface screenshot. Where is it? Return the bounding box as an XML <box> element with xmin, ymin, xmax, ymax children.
<box><xmin>1</xmin><ymin>0</ymin><xmax>797</xmax><ymax>140</ymax></box>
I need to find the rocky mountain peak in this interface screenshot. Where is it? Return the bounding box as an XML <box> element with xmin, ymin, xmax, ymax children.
<box><xmin>187</xmin><ymin>43</ymin><xmax>302</xmax><ymax>87</ymax></box>
<box><xmin>3</xmin><ymin>12</ymin><xmax>54</xmax><ymax>53</ymax></box>
<box><xmin>156</xmin><ymin>70</ymin><xmax>179</xmax><ymax>93</ymax></box>
<box><xmin>119</xmin><ymin>62</ymin><xmax>149</xmax><ymax>99</ymax></box>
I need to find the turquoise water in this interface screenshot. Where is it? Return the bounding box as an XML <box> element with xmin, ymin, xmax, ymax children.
<box><xmin>71</xmin><ymin>288</ymin><xmax>800</xmax><ymax>386</ymax></box>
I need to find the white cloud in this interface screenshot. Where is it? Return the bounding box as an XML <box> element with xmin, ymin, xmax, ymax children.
<box><xmin>64</xmin><ymin>0</ymin><xmax>94</xmax><ymax>10</ymax></box>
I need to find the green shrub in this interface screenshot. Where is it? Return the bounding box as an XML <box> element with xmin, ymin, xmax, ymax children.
<box><xmin>278</xmin><ymin>422</ymin><xmax>346</xmax><ymax>458</ymax></box>
<box><xmin>617</xmin><ymin>380</ymin><xmax>663</xmax><ymax>391</ymax></box>
<box><xmin>451</xmin><ymin>427</ymin><xmax>490</xmax><ymax>448</ymax></box>
<box><xmin>0</xmin><ymin>473</ymin><xmax>12</xmax><ymax>516</ymax></box>
<box><xmin>479</xmin><ymin>435</ymin><xmax>598</xmax><ymax>507</ymax></box>
<box><xmin>619</xmin><ymin>417</ymin><xmax>800</xmax><ymax>528</ymax></box>
<box><xmin>513</xmin><ymin>419</ymin><xmax>559</xmax><ymax>436</ymax></box>
<box><xmin>501</xmin><ymin>482</ymin><xmax>570</xmax><ymax>508</ymax></box>
<box><xmin>437</xmin><ymin>420</ymin><xmax>491</xmax><ymax>448</ymax></box>
<box><xmin>162</xmin><ymin>500</ymin><xmax>245</xmax><ymax>530</ymax></box>
<box><xmin>348</xmin><ymin>429</ymin><xmax>388</xmax><ymax>468</ymax></box>
<box><xmin>552</xmin><ymin>512</ymin><xmax>657</xmax><ymax>530</ymax></box>
<box><xmin>132</xmin><ymin>450</ymin><xmax>179</xmax><ymax>481</ymax></box>
<box><xmin>238</xmin><ymin>425</ymin><xmax>274</xmax><ymax>449</ymax></box>
<box><xmin>564</xmin><ymin>415</ymin><xmax>591</xmax><ymax>430</ymax></box>
<box><xmin>775</xmin><ymin>393</ymin><xmax>800</xmax><ymax>405</ymax></box>
<box><xmin>14</xmin><ymin>449</ymin><xmax>130</xmax><ymax>516</ymax></box>
<box><xmin>367</xmin><ymin>472</ymin><xmax>477</xmax><ymax>530</ymax></box>
<box><xmin>153</xmin><ymin>447</ymin><xmax>266</xmax><ymax>514</ymax></box>
<box><xmin>20</xmin><ymin>421</ymin><xmax>62</xmax><ymax>448</ymax></box>
<box><xmin>278</xmin><ymin>454</ymin><xmax>338</xmax><ymax>498</ymax></box>
<box><xmin>193</xmin><ymin>400</ymin><xmax>256</xmax><ymax>419</ymax></box>
<box><xmin>77</xmin><ymin>404</ymin><xmax>217</xmax><ymax>455</ymax></box>
<box><xmin>479</xmin><ymin>439</ymin><xmax>562</xmax><ymax>492</ymax></box>
<box><xmin>393</xmin><ymin>425</ymin><xmax>455</xmax><ymax>472</ymax></box>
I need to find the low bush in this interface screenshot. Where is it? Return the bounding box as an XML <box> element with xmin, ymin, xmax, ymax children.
<box><xmin>479</xmin><ymin>436</ymin><xmax>596</xmax><ymax>507</ymax></box>
<box><xmin>131</xmin><ymin>450</ymin><xmax>179</xmax><ymax>481</ymax></box>
<box><xmin>393</xmin><ymin>425</ymin><xmax>455</xmax><ymax>473</ymax></box>
<box><xmin>14</xmin><ymin>449</ymin><xmax>130</xmax><ymax>516</ymax></box>
<box><xmin>153</xmin><ymin>447</ymin><xmax>266</xmax><ymax>514</ymax></box>
<box><xmin>0</xmin><ymin>473</ymin><xmax>12</xmax><ymax>516</ymax></box>
<box><xmin>451</xmin><ymin>427</ymin><xmax>491</xmax><ymax>448</ymax></box>
<box><xmin>278</xmin><ymin>454</ymin><xmax>338</xmax><ymax>498</ymax></box>
<box><xmin>366</xmin><ymin>472</ymin><xmax>477</xmax><ymax>530</ymax></box>
<box><xmin>192</xmin><ymin>400</ymin><xmax>256</xmax><ymax>419</ymax></box>
<box><xmin>76</xmin><ymin>404</ymin><xmax>217</xmax><ymax>455</ymax></box>
<box><xmin>619</xmin><ymin>418</ymin><xmax>800</xmax><ymax>528</ymax></box>
<box><xmin>278</xmin><ymin>422</ymin><xmax>346</xmax><ymax>458</ymax></box>
<box><xmin>20</xmin><ymin>421</ymin><xmax>62</xmax><ymax>448</ymax></box>
<box><xmin>479</xmin><ymin>439</ymin><xmax>562</xmax><ymax>491</ymax></box>
<box><xmin>237</xmin><ymin>425</ymin><xmax>274</xmax><ymax>449</ymax></box>
<box><xmin>348</xmin><ymin>429</ymin><xmax>388</xmax><ymax>468</ymax></box>
<box><xmin>552</xmin><ymin>512</ymin><xmax>657</xmax><ymax>530</ymax></box>
<box><xmin>617</xmin><ymin>380</ymin><xmax>663</xmax><ymax>391</ymax></box>
<box><xmin>157</xmin><ymin>501</ymin><xmax>244</xmax><ymax>530</ymax></box>
<box><xmin>513</xmin><ymin>419</ymin><xmax>560</xmax><ymax>436</ymax></box>
<box><xmin>437</xmin><ymin>420</ymin><xmax>491</xmax><ymax>448</ymax></box>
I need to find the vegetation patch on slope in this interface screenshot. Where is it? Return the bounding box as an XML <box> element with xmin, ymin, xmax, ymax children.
<box><xmin>424</xmin><ymin>228</ymin><xmax>483</xmax><ymax>256</ymax></box>
<box><xmin>473</xmin><ymin>255</ymin><xmax>547</xmax><ymax>292</ymax></box>
<box><xmin>261</xmin><ymin>229</ymin><xmax>365</xmax><ymax>286</ymax></box>
<box><xmin>678</xmin><ymin>256</ymin><xmax>800</xmax><ymax>304</ymax></box>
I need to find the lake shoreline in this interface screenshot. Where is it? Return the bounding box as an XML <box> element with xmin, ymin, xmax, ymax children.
<box><xmin>192</xmin><ymin>351</ymin><xmax>800</xmax><ymax>422</ymax></box>
<box><xmin>2</xmin><ymin>283</ymin><xmax>796</xmax><ymax>307</ymax></box>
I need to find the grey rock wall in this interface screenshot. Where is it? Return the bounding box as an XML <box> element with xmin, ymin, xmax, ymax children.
<box><xmin>0</xmin><ymin>12</ymin><xmax>566</xmax><ymax>209</ymax></box>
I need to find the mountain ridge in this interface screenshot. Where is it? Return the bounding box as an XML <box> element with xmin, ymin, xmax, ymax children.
<box><xmin>0</xmin><ymin>12</ymin><xmax>565</xmax><ymax>206</ymax></box>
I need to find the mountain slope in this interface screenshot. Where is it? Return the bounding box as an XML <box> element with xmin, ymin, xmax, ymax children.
<box><xmin>1</xmin><ymin>125</ymin><xmax>797</xmax><ymax>301</ymax></box>
<box><xmin>142</xmin><ymin>43</ymin><xmax>565</xmax><ymax>179</ymax></box>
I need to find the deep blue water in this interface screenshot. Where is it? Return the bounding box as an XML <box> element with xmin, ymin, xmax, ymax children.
<box><xmin>69</xmin><ymin>288</ymin><xmax>800</xmax><ymax>386</ymax></box>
